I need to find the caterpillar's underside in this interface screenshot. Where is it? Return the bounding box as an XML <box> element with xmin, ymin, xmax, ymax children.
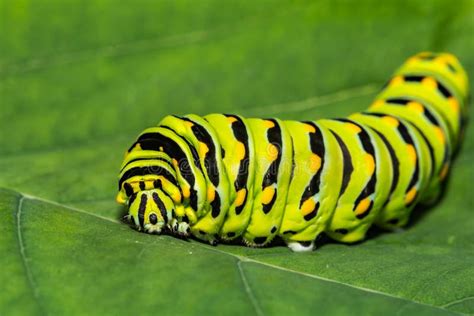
<box><xmin>116</xmin><ymin>52</ymin><xmax>469</xmax><ymax>252</ymax></box>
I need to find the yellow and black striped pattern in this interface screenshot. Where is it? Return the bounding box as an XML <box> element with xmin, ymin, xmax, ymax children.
<box><xmin>116</xmin><ymin>52</ymin><xmax>469</xmax><ymax>252</ymax></box>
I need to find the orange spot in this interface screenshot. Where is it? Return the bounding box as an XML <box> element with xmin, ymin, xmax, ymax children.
<box><xmin>182</xmin><ymin>186</ymin><xmax>190</xmax><ymax>199</ymax></box>
<box><xmin>207</xmin><ymin>187</ymin><xmax>215</xmax><ymax>202</ymax></box>
<box><xmin>235</xmin><ymin>142</ymin><xmax>246</xmax><ymax>161</ymax></box>
<box><xmin>309</xmin><ymin>154</ymin><xmax>322</xmax><ymax>173</ymax></box>
<box><xmin>355</xmin><ymin>198</ymin><xmax>371</xmax><ymax>216</ymax></box>
<box><xmin>365</xmin><ymin>154</ymin><xmax>375</xmax><ymax>175</ymax></box>
<box><xmin>448</xmin><ymin>97</ymin><xmax>460</xmax><ymax>113</ymax></box>
<box><xmin>234</xmin><ymin>189</ymin><xmax>247</xmax><ymax>207</ymax></box>
<box><xmin>172</xmin><ymin>159</ymin><xmax>179</xmax><ymax>167</ymax></box>
<box><xmin>264</xmin><ymin>120</ymin><xmax>275</xmax><ymax>128</ymax></box>
<box><xmin>421</xmin><ymin>77</ymin><xmax>438</xmax><ymax>90</ymax></box>
<box><xmin>405</xmin><ymin>187</ymin><xmax>417</xmax><ymax>205</ymax></box>
<box><xmin>227</xmin><ymin>116</ymin><xmax>238</xmax><ymax>123</ymax></box>
<box><xmin>184</xmin><ymin>120</ymin><xmax>194</xmax><ymax>128</ymax></box>
<box><xmin>382</xmin><ymin>116</ymin><xmax>399</xmax><ymax>128</ymax></box>
<box><xmin>346</xmin><ymin>123</ymin><xmax>361</xmax><ymax>134</ymax></box>
<box><xmin>172</xmin><ymin>191</ymin><xmax>182</xmax><ymax>203</ymax></box>
<box><xmin>261</xmin><ymin>186</ymin><xmax>275</xmax><ymax>205</ymax></box>
<box><xmin>267</xmin><ymin>144</ymin><xmax>279</xmax><ymax>161</ymax></box>
<box><xmin>301</xmin><ymin>199</ymin><xmax>316</xmax><ymax>216</ymax></box>
<box><xmin>199</xmin><ymin>142</ymin><xmax>209</xmax><ymax>157</ymax></box>
<box><xmin>434</xmin><ymin>127</ymin><xmax>446</xmax><ymax>144</ymax></box>
<box><xmin>390</xmin><ymin>76</ymin><xmax>404</xmax><ymax>86</ymax></box>
<box><xmin>406</xmin><ymin>144</ymin><xmax>417</xmax><ymax>165</ymax></box>
<box><xmin>304</xmin><ymin>123</ymin><xmax>316</xmax><ymax>133</ymax></box>
<box><xmin>407</xmin><ymin>101</ymin><xmax>424</xmax><ymax>114</ymax></box>
<box><xmin>371</xmin><ymin>100</ymin><xmax>385</xmax><ymax>109</ymax></box>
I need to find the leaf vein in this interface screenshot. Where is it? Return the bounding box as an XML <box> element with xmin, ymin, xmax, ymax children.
<box><xmin>0</xmin><ymin>31</ymin><xmax>208</xmax><ymax>78</ymax></box>
<box><xmin>442</xmin><ymin>296</ymin><xmax>474</xmax><ymax>309</ymax></box>
<box><xmin>15</xmin><ymin>196</ymin><xmax>44</xmax><ymax>313</ymax></box>
<box><xmin>14</xmin><ymin>191</ymin><xmax>467</xmax><ymax>314</ymax></box>
<box><xmin>237</xmin><ymin>261</ymin><xmax>265</xmax><ymax>316</ymax></box>
<box><xmin>245</xmin><ymin>83</ymin><xmax>380</xmax><ymax>115</ymax></box>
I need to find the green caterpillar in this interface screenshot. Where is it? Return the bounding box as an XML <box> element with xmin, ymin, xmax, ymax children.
<box><xmin>116</xmin><ymin>52</ymin><xmax>469</xmax><ymax>252</ymax></box>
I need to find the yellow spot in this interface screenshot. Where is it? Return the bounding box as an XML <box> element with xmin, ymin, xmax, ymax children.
<box><xmin>406</xmin><ymin>144</ymin><xmax>417</xmax><ymax>165</ymax></box>
<box><xmin>371</xmin><ymin>100</ymin><xmax>385</xmax><ymax>109</ymax></box>
<box><xmin>227</xmin><ymin>116</ymin><xmax>238</xmax><ymax>123</ymax></box>
<box><xmin>301</xmin><ymin>199</ymin><xmax>316</xmax><ymax>216</ymax></box>
<box><xmin>346</xmin><ymin>123</ymin><xmax>361</xmax><ymax>134</ymax></box>
<box><xmin>116</xmin><ymin>193</ymin><xmax>126</xmax><ymax>204</ymax></box>
<box><xmin>134</xmin><ymin>143</ymin><xmax>142</xmax><ymax>151</ymax></box>
<box><xmin>234</xmin><ymin>189</ymin><xmax>247</xmax><ymax>207</ymax></box>
<box><xmin>304</xmin><ymin>123</ymin><xmax>316</xmax><ymax>133</ymax></box>
<box><xmin>145</xmin><ymin>181</ymin><xmax>153</xmax><ymax>190</ymax></box>
<box><xmin>440</xmin><ymin>163</ymin><xmax>449</xmax><ymax>180</ymax></box>
<box><xmin>434</xmin><ymin>127</ymin><xmax>446</xmax><ymax>144</ymax></box>
<box><xmin>131</xmin><ymin>182</ymin><xmax>140</xmax><ymax>192</ymax></box>
<box><xmin>199</xmin><ymin>142</ymin><xmax>209</xmax><ymax>157</ymax></box>
<box><xmin>264</xmin><ymin>120</ymin><xmax>275</xmax><ymax>128</ymax></box>
<box><xmin>354</xmin><ymin>198</ymin><xmax>371</xmax><ymax>216</ymax></box>
<box><xmin>261</xmin><ymin>186</ymin><xmax>275</xmax><ymax>205</ymax></box>
<box><xmin>382</xmin><ymin>116</ymin><xmax>399</xmax><ymax>128</ymax></box>
<box><xmin>182</xmin><ymin>186</ymin><xmax>190</xmax><ymax>199</ymax></box>
<box><xmin>309</xmin><ymin>154</ymin><xmax>321</xmax><ymax>173</ymax></box>
<box><xmin>421</xmin><ymin>77</ymin><xmax>438</xmax><ymax>90</ymax></box>
<box><xmin>365</xmin><ymin>154</ymin><xmax>375</xmax><ymax>175</ymax></box>
<box><xmin>407</xmin><ymin>101</ymin><xmax>424</xmax><ymax>113</ymax></box>
<box><xmin>405</xmin><ymin>187</ymin><xmax>417</xmax><ymax>205</ymax></box>
<box><xmin>448</xmin><ymin>97</ymin><xmax>460</xmax><ymax>113</ymax></box>
<box><xmin>207</xmin><ymin>187</ymin><xmax>215</xmax><ymax>202</ymax></box>
<box><xmin>267</xmin><ymin>144</ymin><xmax>279</xmax><ymax>161</ymax></box>
<box><xmin>235</xmin><ymin>142</ymin><xmax>246</xmax><ymax>161</ymax></box>
<box><xmin>390</xmin><ymin>76</ymin><xmax>404</xmax><ymax>86</ymax></box>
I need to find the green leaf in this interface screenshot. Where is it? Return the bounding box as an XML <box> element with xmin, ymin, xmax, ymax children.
<box><xmin>1</xmin><ymin>0</ymin><xmax>473</xmax><ymax>315</ymax></box>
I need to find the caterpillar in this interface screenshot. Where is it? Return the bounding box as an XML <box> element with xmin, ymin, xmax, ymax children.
<box><xmin>116</xmin><ymin>52</ymin><xmax>469</xmax><ymax>252</ymax></box>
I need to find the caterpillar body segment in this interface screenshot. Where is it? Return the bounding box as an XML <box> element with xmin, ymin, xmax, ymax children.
<box><xmin>368</xmin><ymin>99</ymin><xmax>451</xmax><ymax>203</ymax></box>
<box><xmin>349</xmin><ymin>112</ymin><xmax>432</xmax><ymax>228</ymax></box>
<box><xmin>204</xmin><ymin>114</ymin><xmax>256</xmax><ymax>241</ymax></box>
<box><xmin>319</xmin><ymin>118</ymin><xmax>393</xmax><ymax>243</ymax></box>
<box><xmin>117</xmin><ymin>52</ymin><xmax>469</xmax><ymax>251</ymax></box>
<box><xmin>279</xmin><ymin>121</ymin><xmax>342</xmax><ymax>244</ymax></box>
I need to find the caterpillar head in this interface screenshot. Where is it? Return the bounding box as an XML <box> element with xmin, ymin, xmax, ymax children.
<box><xmin>127</xmin><ymin>189</ymin><xmax>175</xmax><ymax>234</ymax></box>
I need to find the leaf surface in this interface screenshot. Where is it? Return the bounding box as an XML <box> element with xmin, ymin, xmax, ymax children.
<box><xmin>1</xmin><ymin>0</ymin><xmax>473</xmax><ymax>315</ymax></box>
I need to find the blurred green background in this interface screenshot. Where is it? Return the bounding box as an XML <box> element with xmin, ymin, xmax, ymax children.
<box><xmin>1</xmin><ymin>0</ymin><xmax>473</xmax><ymax>315</ymax></box>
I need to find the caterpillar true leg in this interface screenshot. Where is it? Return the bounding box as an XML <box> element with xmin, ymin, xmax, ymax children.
<box><xmin>117</xmin><ymin>52</ymin><xmax>469</xmax><ymax>251</ymax></box>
